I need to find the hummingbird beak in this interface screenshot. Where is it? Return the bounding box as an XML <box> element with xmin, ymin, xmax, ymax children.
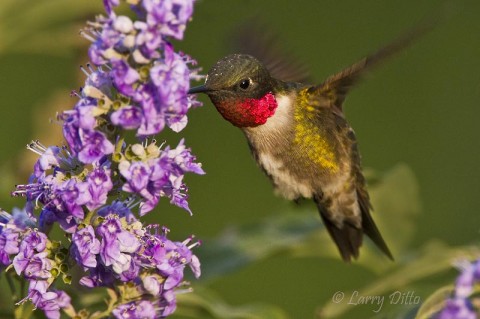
<box><xmin>188</xmin><ymin>85</ymin><xmax>209</xmax><ymax>94</ymax></box>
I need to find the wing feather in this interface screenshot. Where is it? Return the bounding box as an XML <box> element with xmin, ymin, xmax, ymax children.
<box><xmin>311</xmin><ymin>21</ymin><xmax>435</xmax><ymax>110</ymax></box>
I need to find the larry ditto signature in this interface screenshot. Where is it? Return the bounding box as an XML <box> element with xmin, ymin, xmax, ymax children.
<box><xmin>331</xmin><ymin>290</ymin><xmax>421</xmax><ymax>313</ymax></box>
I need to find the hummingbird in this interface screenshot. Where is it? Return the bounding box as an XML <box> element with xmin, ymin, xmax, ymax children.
<box><xmin>189</xmin><ymin>25</ymin><xmax>429</xmax><ymax>262</ymax></box>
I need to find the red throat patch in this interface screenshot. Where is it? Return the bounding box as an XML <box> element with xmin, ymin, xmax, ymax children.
<box><xmin>216</xmin><ymin>92</ymin><xmax>278</xmax><ymax>127</ymax></box>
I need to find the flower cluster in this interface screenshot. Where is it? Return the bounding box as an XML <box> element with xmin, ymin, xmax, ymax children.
<box><xmin>82</xmin><ymin>0</ymin><xmax>202</xmax><ymax>138</ymax></box>
<box><xmin>74</xmin><ymin>220</ymin><xmax>200</xmax><ymax>317</ymax></box>
<box><xmin>435</xmin><ymin>259</ymin><xmax>480</xmax><ymax>319</ymax></box>
<box><xmin>2</xmin><ymin>0</ymin><xmax>203</xmax><ymax>318</ymax></box>
<box><xmin>0</xmin><ymin>208</ymin><xmax>73</xmax><ymax>318</ymax></box>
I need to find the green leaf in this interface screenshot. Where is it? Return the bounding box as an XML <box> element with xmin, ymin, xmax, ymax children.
<box><xmin>197</xmin><ymin>209</ymin><xmax>320</xmax><ymax>281</ymax></box>
<box><xmin>174</xmin><ymin>286</ymin><xmax>290</xmax><ymax>319</ymax></box>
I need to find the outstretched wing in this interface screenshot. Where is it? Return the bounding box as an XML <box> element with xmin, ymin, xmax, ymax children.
<box><xmin>310</xmin><ymin>21</ymin><xmax>435</xmax><ymax>111</ymax></box>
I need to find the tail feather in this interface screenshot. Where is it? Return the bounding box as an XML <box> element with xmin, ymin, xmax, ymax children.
<box><xmin>318</xmin><ymin>211</ymin><xmax>362</xmax><ymax>262</ymax></box>
<box><xmin>361</xmin><ymin>206</ymin><xmax>394</xmax><ymax>261</ymax></box>
<box><xmin>315</xmin><ymin>199</ymin><xmax>394</xmax><ymax>262</ymax></box>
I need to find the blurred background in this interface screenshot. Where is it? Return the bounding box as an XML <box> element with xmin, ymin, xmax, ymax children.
<box><xmin>1</xmin><ymin>0</ymin><xmax>479</xmax><ymax>318</ymax></box>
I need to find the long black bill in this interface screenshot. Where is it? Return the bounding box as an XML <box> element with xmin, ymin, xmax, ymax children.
<box><xmin>188</xmin><ymin>85</ymin><xmax>208</xmax><ymax>94</ymax></box>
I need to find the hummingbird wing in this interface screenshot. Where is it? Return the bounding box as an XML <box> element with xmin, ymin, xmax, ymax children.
<box><xmin>311</xmin><ymin>21</ymin><xmax>435</xmax><ymax>111</ymax></box>
<box><xmin>229</xmin><ymin>20</ymin><xmax>311</xmax><ymax>83</ymax></box>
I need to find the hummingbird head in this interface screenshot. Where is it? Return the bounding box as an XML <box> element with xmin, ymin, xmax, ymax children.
<box><xmin>189</xmin><ymin>54</ymin><xmax>280</xmax><ymax>127</ymax></box>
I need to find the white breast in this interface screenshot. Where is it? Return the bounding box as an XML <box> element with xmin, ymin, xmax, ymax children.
<box><xmin>245</xmin><ymin>93</ymin><xmax>313</xmax><ymax>200</ymax></box>
<box><xmin>256</xmin><ymin>152</ymin><xmax>314</xmax><ymax>200</ymax></box>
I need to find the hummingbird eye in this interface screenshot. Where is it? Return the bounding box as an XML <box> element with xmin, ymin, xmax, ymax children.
<box><xmin>239</xmin><ymin>78</ymin><xmax>251</xmax><ymax>90</ymax></box>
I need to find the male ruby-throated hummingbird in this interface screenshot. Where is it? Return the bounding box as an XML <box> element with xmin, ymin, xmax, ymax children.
<box><xmin>189</xmin><ymin>25</ymin><xmax>430</xmax><ymax>262</ymax></box>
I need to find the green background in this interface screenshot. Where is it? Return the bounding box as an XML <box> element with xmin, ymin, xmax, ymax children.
<box><xmin>1</xmin><ymin>0</ymin><xmax>479</xmax><ymax>318</ymax></box>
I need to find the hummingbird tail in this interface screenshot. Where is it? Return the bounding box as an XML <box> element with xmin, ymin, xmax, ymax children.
<box><xmin>317</xmin><ymin>210</ymin><xmax>363</xmax><ymax>262</ymax></box>
<box><xmin>315</xmin><ymin>198</ymin><xmax>394</xmax><ymax>262</ymax></box>
<box><xmin>360</xmin><ymin>206</ymin><xmax>395</xmax><ymax>261</ymax></box>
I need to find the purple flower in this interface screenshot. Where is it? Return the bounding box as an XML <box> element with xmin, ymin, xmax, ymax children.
<box><xmin>97</xmin><ymin>216</ymin><xmax>122</xmax><ymax>261</ymax></box>
<box><xmin>142</xmin><ymin>230</ymin><xmax>200</xmax><ymax>290</ymax></box>
<box><xmin>31</xmin><ymin>145</ymin><xmax>60</xmax><ymax>176</ymax></box>
<box><xmin>97</xmin><ymin>215</ymin><xmax>140</xmax><ymax>275</ymax></box>
<box><xmin>143</xmin><ymin>0</ymin><xmax>194</xmax><ymax>40</ymax></box>
<box><xmin>78</xmin><ymin>130</ymin><xmax>114</xmax><ymax>164</ymax></box>
<box><xmin>103</xmin><ymin>0</ymin><xmax>119</xmax><ymax>15</ymax></box>
<box><xmin>158</xmin><ymin>289</ymin><xmax>177</xmax><ymax>317</ymax></box>
<box><xmin>5</xmin><ymin>0</ymin><xmax>203</xmax><ymax>317</ymax></box>
<box><xmin>28</xmin><ymin>142</ymin><xmax>80</xmax><ymax>179</ymax></box>
<box><xmin>117</xmin><ymin>139</ymin><xmax>203</xmax><ymax>215</ymax></box>
<box><xmin>79</xmin><ymin>264</ymin><xmax>116</xmax><ymax>288</ymax></box>
<box><xmin>150</xmin><ymin>45</ymin><xmax>190</xmax><ymax>132</ymax></box>
<box><xmin>13</xmin><ymin>174</ymin><xmax>86</xmax><ymax>234</ymax></box>
<box><xmin>105</xmin><ymin>224</ymin><xmax>200</xmax><ymax>318</ymax></box>
<box><xmin>137</xmin><ymin>92</ymin><xmax>166</xmax><ymax>136</ymax></box>
<box><xmin>156</xmin><ymin>139</ymin><xmax>204</xmax><ymax>213</ymax></box>
<box><xmin>0</xmin><ymin>208</ymin><xmax>37</xmax><ymax>266</ymax></box>
<box><xmin>455</xmin><ymin>263</ymin><xmax>475</xmax><ymax>298</ymax></box>
<box><xmin>166</xmin><ymin>139</ymin><xmax>205</xmax><ymax>175</ymax></box>
<box><xmin>157</xmin><ymin>239</ymin><xmax>194</xmax><ymax>289</ymax></box>
<box><xmin>60</xmin><ymin>99</ymin><xmax>114</xmax><ymax>165</ymax></box>
<box><xmin>39</xmin><ymin>207</ymin><xmax>77</xmax><ymax>234</ymax></box>
<box><xmin>474</xmin><ymin>259</ymin><xmax>480</xmax><ymax>281</ymax></box>
<box><xmin>118</xmin><ymin>260</ymin><xmax>140</xmax><ymax>282</ymax></box>
<box><xmin>120</xmin><ymin>161</ymin><xmax>151</xmax><ymax>193</ymax></box>
<box><xmin>27</xmin><ymin>281</ymin><xmax>72</xmax><ymax>319</ymax></box>
<box><xmin>133</xmin><ymin>22</ymin><xmax>163</xmax><ymax>61</ymax></box>
<box><xmin>0</xmin><ymin>228</ymin><xmax>20</xmax><ymax>266</ymax></box>
<box><xmin>59</xmin><ymin>179</ymin><xmax>91</xmax><ymax>219</ymax></box>
<box><xmin>72</xmin><ymin>226</ymin><xmax>101</xmax><ymax>269</ymax></box>
<box><xmin>76</xmin><ymin>104</ymin><xmax>97</xmax><ymax>130</ymax></box>
<box><xmin>13</xmin><ymin>173</ymin><xmax>55</xmax><ymax>205</ymax></box>
<box><xmin>41</xmin><ymin>291</ymin><xmax>71</xmax><ymax>319</ymax></box>
<box><xmin>117</xmin><ymin>229</ymin><xmax>141</xmax><ymax>254</ymax></box>
<box><xmin>87</xmin><ymin>15</ymin><xmax>131</xmax><ymax>66</ymax></box>
<box><xmin>19</xmin><ymin>230</ymin><xmax>47</xmax><ymax>258</ymax></box>
<box><xmin>436</xmin><ymin>298</ymin><xmax>476</xmax><ymax>319</ymax></box>
<box><xmin>88</xmin><ymin>41</ymin><xmax>109</xmax><ymax>66</ymax></box>
<box><xmin>62</xmin><ymin>113</ymin><xmax>83</xmax><ymax>155</ymax></box>
<box><xmin>110</xmin><ymin>106</ymin><xmax>143</xmax><ymax>130</ymax></box>
<box><xmin>164</xmin><ymin>175</ymin><xmax>192</xmax><ymax>213</ymax></box>
<box><xmin>113</xmin><ymin>300</ymin><xmax>156</xmax><ymax>319</ymax></box>
<box><xmin>435</xmin><ymin>259</ymin><xmax>480</xmax><ymax>319</ymax></box>
<box><xmin>142</xmin><ymin>275</ymin><xmax>161</xmax><ymax>295</ymax></box>
<box><xmin>86</xmin><ymin>166</ymin><xmax>113</xmax><ymax>210</ymax></box>
<box><xmin>167</xmin><ymin>115</ymin><xmax>188</xmax><ymax>133</ymax></box>
<box><xmin>13</xmin><ymin>251</ymin><xmax>52</xmax><ymax>280</ymax></box>
<box><xmin>10</xmin><ymin>206</ymin><xmax>37</xmax><ymax>229</ymax></box>
<box><xmin>119</xmin><ymin>160</ymin><xmax>162</xmax><ymax>215</ymax></box>
<box><xmin>0</xmin><ymin>231</ymin><xmax>18</xmax><ymax>261</ymax></box>
<box><xmin>98</xmin><ymin>200</ymin><xmax>137</xmax><ymax>222</ymax></box>
<box><xmin>110</xmin><ymin>59</ymin><xmax>140</xmax><ymax>97</ymax></box>
<box><xmin>83</xmin><ymin>64</ymin><xmax>114</xmax><ymax>99</ymax></box>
